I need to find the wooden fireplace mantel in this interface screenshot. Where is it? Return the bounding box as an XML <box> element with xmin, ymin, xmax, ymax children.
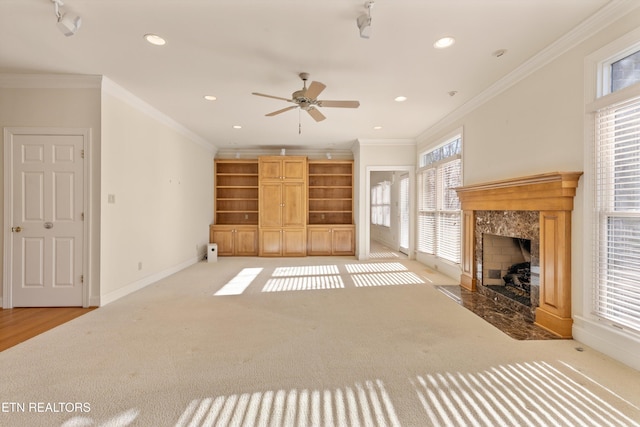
<box><xmin>455</xmin><ymin>171</ymin><xmax>583</xmax><ymax>338</ymax></box>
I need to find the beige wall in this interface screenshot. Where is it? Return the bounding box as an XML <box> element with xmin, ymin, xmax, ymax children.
<box><xmin>416</xmin><ymin>7</ymin><xmax>640</xmax><ymax>370</ymax></box>
<box><xmin>0</xmin><ymin>85</ymin><xmax>102</xmax><ymax>305</ymax></box>
<box><xmin>1</xmin><ymin>78</ymin><xmax>215</xmax><ymax>307</ymax></box>
<box><xmin>100</xmin><ymin>92</ymin><xmax>214</xmax><ymax>303</ymax></box>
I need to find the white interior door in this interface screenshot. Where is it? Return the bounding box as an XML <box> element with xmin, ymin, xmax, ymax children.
<box><xmin>399</xmin><ymin>174</ymin><xmax>409</xmax><ymax>254</ymax></box>
<box><xmin>8</xmin><ymin>132</ymin><xmax>85</xmax><ymax>307</ymax></box>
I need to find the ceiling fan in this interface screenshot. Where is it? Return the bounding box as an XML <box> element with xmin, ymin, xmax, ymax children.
<box><xmin>252</xmin><ymin>72</ymin><xmax>360</xmax><ymax>123</ymax></box>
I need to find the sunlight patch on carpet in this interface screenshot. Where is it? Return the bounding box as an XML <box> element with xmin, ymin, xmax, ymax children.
<box><xmin>262</xmin><ymin>276</ymin><xmax>345</xmax><ymax>292</ymax></box>
<box><xmin>352</xmin><ymin>272</ymin><xmax>424</xmax><ymax>287</ymax></box>
<box><xmin>412</xmin><ymin>361</ymin><xmax>639</xmax><ymax>427</ymax></box>
<box><xmin>272</xmin><ymin>265</ymin><xmax>339</xmax><ymax>277</ymax></box>
<box><xmin>345</xmin><ymin>262</ymin><xmax>407</xmax><ymax>274</ymax></box>
<box><xmin>175</xmin><ymin>380</ymin><xmax>400</xmax><ymax>427</ymax></box>
<box><xmin>215</xmin><ymin>268</ymin><xmax>263</xmax><ymax>296</ymax></box>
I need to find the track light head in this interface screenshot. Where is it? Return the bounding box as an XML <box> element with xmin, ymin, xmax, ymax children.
<box><xmin>51</xmin><ymin>0</ymin><xmax>81</xmax><ymax>36</ymax></box>
<box><xmin>357</xmin><ymin>14</ymin><xmax>372</xmax><ymax>39</ymax></box>
<box><xmin>356</xmin><ymin>1</ymin><xmax>374</xmax><ymax>39</ymax></box>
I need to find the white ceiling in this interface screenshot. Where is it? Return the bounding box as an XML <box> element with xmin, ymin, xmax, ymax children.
<box><xmin>0</xmin><ymin>0</ymin><xmax>620</xmax><ymax>151</ymax></box>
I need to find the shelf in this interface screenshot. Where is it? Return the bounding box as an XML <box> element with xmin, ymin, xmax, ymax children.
<box><xmin>215</xmin><ymin>159</ymin><xmax>261</xmax><ymax>227</ymax></box>
<box><xmin>307</xmin><ymin>160</ymin><xmax>353</xmax><ymax>227</ymax></box>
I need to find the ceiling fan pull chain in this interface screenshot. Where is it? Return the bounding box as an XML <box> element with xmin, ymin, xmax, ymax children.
<box><xmin>299</xmin><ymin>109</ymin><xmax>302</xmax><ymax>134</ymax></box>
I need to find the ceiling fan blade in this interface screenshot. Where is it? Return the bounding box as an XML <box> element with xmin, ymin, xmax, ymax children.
<box><xmin>306</xmin><ymin>107</ymin><xmax>326</xmax><ymax>122</ymax></box>
<box><xmin>304</xmin><ymin>81</ymin><xmax>326</xmax><ymax>99</ymax></box>
<box><xmin>266</xmin><ymin>105</ymin><xmax>298</xmax><ymax>117</ymax></box>
<box><xmin>318</xmin><ymin>100</ymin><xmax>360</xmax><ymax>108</ymax></box>
<box><xmin>252</xmin><ymin>92</ymin><xmax>293</xmax><ymax>102</ymax></box>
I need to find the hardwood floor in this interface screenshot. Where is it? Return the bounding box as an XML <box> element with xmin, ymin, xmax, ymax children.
<box><xmin>0</xmin><ymin>307</ymin><xmax>96</xmax><ymax>352</ymax></box>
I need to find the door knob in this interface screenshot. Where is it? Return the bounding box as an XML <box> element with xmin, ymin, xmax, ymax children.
<box><xmin>11</xmin><ymin>226</ymin><xmax>22</xmax><ymax>233</ymax></box>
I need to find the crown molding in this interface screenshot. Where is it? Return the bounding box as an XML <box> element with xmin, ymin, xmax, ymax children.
<box><xmin>101</xmin><ymin>77</ymin><xmax>216</xmax><ymax>153</ymax></box>
<box><xmin>354</xmin><ymin>138</ymin><xmax>416</xmax><ymax>147</ymax></box>
<box><xmin>0</xmin><ymin>73</ymin><xmax>102</xmax><ymax>89</ymax></box>
<box><xmin>416</xmin><ymin>0</ymin><xmax>640</xmax><ymax>144</ymax></box>
<box><xmin>215</xmin><ymin>147</ymin><xmax>354</xmax><ymax>160</ymax></box>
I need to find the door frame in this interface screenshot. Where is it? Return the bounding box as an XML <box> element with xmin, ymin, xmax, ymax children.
<box><xmin>3</xmin><ymin>127</ymin><xmax>92</xmax><ymax>308</ymax></box>
<box><xmin>364</xmin><ymin>165</ymin><xmax>415</xmax><ymax>260</ymax></box>
<box><xmin>398</xmin><ymin>173</ymin><xmax>410</xmax><ymax>255</ymax></box>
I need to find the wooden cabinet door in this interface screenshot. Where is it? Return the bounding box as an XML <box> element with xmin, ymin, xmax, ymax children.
<box><xmin>259</xmin><ymin>183</ymin><xmax>282</xmax><ymax>227</ymax></box>
<box><xmin>259</xmin><ymin>158</ymin><xmax>282</xmax><ymax>181</ymax></box>
<box><xmin>283</xmin><ymin>182</ymin><xmax>305</xmax><ymax>227</ymax></box>
<box><xmin>332</xmin><ymin>226</ymin><xmax>355</xmax><ymax>255</ymax></box>
<box><xmin>283</xmin><ymin>229</ymin><xmax>306</xmax><ymax>256</ymax></box>
<box><xmin>283</xmin><ymin>158</ymin><xmax>305</xmax><ymax>181</ymax></box>
<box><xmin>211</xmin><ymin>227</ymin><xmax>235</xmax><ymax>256</ymax></box>
<box><xmin>307</xmin><ymin>227</ymin><xmax>332</xmax><ymax>256</ymax></box>
<box><xmin>259</xmin><ymin>229</ymin><xmax>282</xmax><ymax>256</ymax></box>
<box><xmin>235</xmin><ymin>227</ymin><xmax>258</xmax><ymax>256</ymax></box>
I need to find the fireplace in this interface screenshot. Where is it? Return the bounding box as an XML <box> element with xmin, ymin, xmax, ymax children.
<box><xmin>478</xmin><ymin>213</ymin><xmax>540</xmax><ymax>320</ymax></box>
<box><xmin>455</xmin><ymin>172</ymin><xmax>582</xmax><ymax>338</ymax></box>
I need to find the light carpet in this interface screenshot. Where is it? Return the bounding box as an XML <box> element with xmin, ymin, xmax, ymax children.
<box><xmin>1</xmin><ymin>256</ymin><xmax>639</xmax><ymax>426</ymax></box>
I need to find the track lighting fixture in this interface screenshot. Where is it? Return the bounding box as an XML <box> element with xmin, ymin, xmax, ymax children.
<box><xmin>51</xmin><ymin>0</ymin><xmax>81</xmax><ymax>36</ymax></box>
<box><xmin>357</xmin><ymin>1</ymin><xmax>374</xmax><ymax>39</ymax></box>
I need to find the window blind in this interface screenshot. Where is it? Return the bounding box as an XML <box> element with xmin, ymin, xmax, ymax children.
<box><xmin>417</xmin><ymin>143</ymin><xmax>461</xmax><ymax>263</ymax></box>
<box><xmin>400</xmin><ymin>176</ymin><xmax>410</xmax><ymax>249</ymax></box>
<box><xmin>371</xmin><ymin>181</ymin><xmax>391</xmax><ymax>227</ymax></box>
<box><xmin>594</xmin><ymin>94</ymin><xmax>640</xmax><ymax>332</ymax></box>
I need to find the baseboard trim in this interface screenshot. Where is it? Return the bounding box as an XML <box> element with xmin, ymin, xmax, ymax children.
<box><xmin>573</xmin><ymin>315</ymin><xmax>640</xmax><ymax>371</ymax></box>
<box><xmin>100</xmin><ymin>256</ymin><xmax>200</xmax><ymax>307</ymax></box>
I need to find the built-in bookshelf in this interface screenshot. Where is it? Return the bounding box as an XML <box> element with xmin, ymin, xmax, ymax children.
<box><xmin>307</xmin><ymin>160</ymin><xmax>353</xmax><ymax>225</ymax></box>
<box><xmin>214</xmin><ymin>159</ymin><xmax>259</xmax><ymax>225</ymax></box>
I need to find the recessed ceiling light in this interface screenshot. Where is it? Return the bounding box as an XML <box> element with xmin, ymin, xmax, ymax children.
<box><xmin>144</xmin><ymin>34</ymin><xmax>166</xmax><ymax>46</ymax></box>
<box><xmin>394</xmin><ymin>96</ymin><xmax>407</xmax><ymax>102</ymax></box>
<box><xmin>373</xmin><ymin>126</ymin><xmax>383</xmax><ymax>130</ymax></box>
<box><xmin>232</xmin><ymin>125</ymin><xmax>242</xmax><ymax>129</ymax></box>
<box><xmin>434</xmin><ymin>36</ymin><xmax>455</xmax><ymax>49</ymax></box>
<box><xmin>203</xmin><ymin>95</ymin><xmax>217</xmax><ymax>101</ymax></box>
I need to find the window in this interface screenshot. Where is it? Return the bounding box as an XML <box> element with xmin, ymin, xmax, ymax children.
<box><xmin>593</xmin><ymin>47</ymin><xmax>640</xmax><ymax>333</ymax></box>
<box><xmin>371</xmin><ymin>181</ymin><xmax>390</xmax><ymax>227</ymax></box>
<box><xmin>611</xmin><ymin>50</ymin><xmax>640</xmax><ymax>93</ymax></box>
<box><xmin>417</xmin><ymin>136</ymin><xmax>462</xmax><ymax>263</ymax></box>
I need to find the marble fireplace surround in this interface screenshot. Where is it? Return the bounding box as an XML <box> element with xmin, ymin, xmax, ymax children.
<box><xmin>455</xmin><ymin>172</ymin><xmax>583</xmax><ymax>338</ymax></box>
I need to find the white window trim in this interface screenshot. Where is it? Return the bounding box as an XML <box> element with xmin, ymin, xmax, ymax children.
<box><xmin>577</xmin><ymin>26</ymin><xmax>640</xmax><ymax>371</ymax></box>
<box><xmin>417</xmin><ymin>132</ymin><xmax>463</xmax><ymax>264</ymax></box>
